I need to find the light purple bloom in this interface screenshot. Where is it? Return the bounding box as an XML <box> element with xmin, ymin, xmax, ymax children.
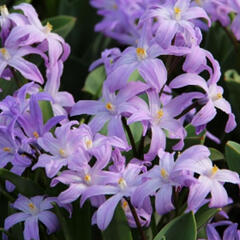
<box><xmin>32</xmin><ymin>121</ymin><xmax>82</xmax><ymax>178</ymax></box>
<box><xmin>80</xmin><ymin>163</ymin><xmax>143</xmax><ymax>230</ymax></box>
<box><xmin>174</xmin><ymin>145</ymin><xmax>240</xmax><ymax>210</ymax></box>
<box><xmin>170</xmin><ymin>73</ymin><xmax>237</xmax><ymax>133</ymax></box>
<box><xmin>0</xmin><ymin>43</ymin><xmax>46</xmax><ymax>84</ymax></box>
<box><xmin>44</xmin><ymin>61</ymin><xmax>75</xmax><ymax>117</ymax></box>
<box><xmin>128</xmin><ymin>89</ymin><xmax>200</xmax><ymax>160</ymax></box>
<box><xmin>141</xmin><ymin>0</ymin><xmax>210</xmax><ymax>48</ymax></box>
<box><xmin>6</xmin><ymin>3</ymin><xmax>70</xmax><ymax>66</ymax></box>
<box><xmin>206</xmin><ymin>221</ymin><xmax>240</xmax><ymax>240</ymax></box>
<box><xmin>132</xmin><ymin>149</ymin><xmax>195</xmax><ymax>215</ymax></box>
<box><xmin>4</xmin><ymin>195</ymin><xmax>59</xmax><ymax>240</ymax></box>
<box><xmin>71</xmin><ymin>82</ymin><xmax>148</xmax><ymax>142</ymax></box>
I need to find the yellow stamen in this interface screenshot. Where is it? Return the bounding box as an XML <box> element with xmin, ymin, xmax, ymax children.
<box><xmin>33</xmin><ymin>131</ymin><xmax>39</xmax><ymax>139</ymax></box>
<box><xmin>174</xmin><ymin>7</ymin><xmax>181</xmax><ymax>20</ymax></box>
<box><xmin>211</xmin><ymin>165</ymin><xmax>218</xmax><ymax>176</ymax></box>
<box><xmin>85</xmin><ymin>139</ymin><xmax>92</xmax><ymax>149</ymax></box>
<box><xmin>28</xmin><ymin>203</ymin><xmax>35</xmax><ymax>210</ymax></box>
<box><xmin>118</xmin><ymin>177</ymin><xmax>127</xmax><ymax>189</ymax></box>
<box><xmin>113</xmin><ymin>4</ymin><xmax>118</xmax><ymax>9</ymax></box>
<box><xmin>84</xmin><ymin>174</ymin><xmax>91</xmax><ymax>183</ymax></box>
<box><xmin>160</xmin><ymin>168</ymin><xmax>168</xmax><ymax>178</ymax></box>
<box><xmin>0</xmin><ymin>5</ymin><xmax>9</xmax><ymax>17</ymax></box>
<box><xmin>43</xmin><ymin>22</ymin><xmax>53</xmax><ymax>34</ymax></box>
<box><xmin>122</xmin><ymin>200</ymin><xmax>128</xmax><ymax>209</ymax></box>
<box><xmin>136</xmin><ymin>47</ymin><xmax>147</xmax><ymax>60</ymax></box>
<box><xmin>174</xmin><ymin>7</ymin><xmax>181</xmax><ymax>14</ymax></box>
<box><xmin>59</xmin><ymin>149</ymin><xmax>66</xmax><ymax>157</ymax></box>
<box><xmin>3</xmin><ymin>147</ymin><xmax>11</xmax><ymax>152</ymax></box>
<box><xmin>0</xmin><ymin>48</ymin><xmax>11</xmax><ymax>60</ymax></box>
<box><xmin>195</xmin><ymin>0</ymin><xmax>202</xmax><ymax>5</ymax></box>
<box><xmin>157</xmin><ymin>109</ymin><xmax>164</xmax><ymax>119</ymax></box>
<box><xmin>105</xmin><ymin>102</ymin><xmax>114</xmax><ymax>111</ymax></box>
<box><xmin>217</xmin><ymin>93</ymin><xmax>222</xmax><ymax>99</ymax></box>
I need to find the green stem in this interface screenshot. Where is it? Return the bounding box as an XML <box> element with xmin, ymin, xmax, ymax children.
<box><xmin>122</xmin><ymin>117</ymin><xmax>138</xmax><ymax>157</ymax></box>
<box><xmin>0</xmin><ymin>186</ymin><xmax>15</xmax><ymax>202</ymax></box>
<box><xmin>222</xmin><ymin>25</ymin><xmax>240</xmax><ymax>66</ymax></box>
<box><xmin>125</xmin><ymin>198</ymin><xmax>147</xmax><ymax>240</ymax></box>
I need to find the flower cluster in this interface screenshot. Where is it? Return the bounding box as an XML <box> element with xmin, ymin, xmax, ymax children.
<box><xmin>1</xmin><ymin>1</ymin><xmax>240</xmax><ymax>239</ymax></box>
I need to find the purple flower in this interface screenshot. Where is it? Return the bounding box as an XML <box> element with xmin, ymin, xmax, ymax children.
<box><xmin>174</xmin><ymin>145</ymin><xmax>240</xmax><ymax>210</ymax></box>
<box><xmin>230</xmin><ymin>0</ymin><xmax>240</xmax><ymax>40</ymax></box>
<box><xmin>121</xmin><ymin>198</ymin><xmax>152</xmax><ymax>228</ymax></box>
<box><xmin>80</xmin><ymin>163</ymin><xmax>143</xmax><ymax>230</ymax></box>
<box><xmin>4</xmin><ymin>195</ymin><xmax>59</xmax><ymax>240</ymax></box>
<box><xmin>44</xmin><ymin>61</ymin><xmax>75</xmax><ymax>117</ymax></box>
<box><xmin>32</xmin><ymin>121</ymin><xmax>82</xmax><ymax>178</ymax></box>
<box><xmin>132</xmin><ymin>149</ymin><xmax>195</xmax><ymax>215</ymax></box>
<box><xmin>141</xmin><ymin>0</ymin><xmax>210</xmax><ymax>48</ymax></box>
<box><xmin>105</xmin><ymin>23</ymin><xmax>168</xmax><ymax>92</ymax></box>
<box><xmin>170</xmin><ymin>73</ymin><xmax>237</xmax><ymax>133</ymax></box>
<box><xmin>128</xmin><ymin>89</ymin><xmax>200</xmax><ymax>160</ymax></box>
<box><xmin>71</xmin><ymin>82</ymin><xmax>148</xmax><ymax>142</ymax></box>
<box><xmin>6</xmin><ymin>3</ymin><xmax>70</xmax><ymax>66</ymax></box>
<box><xmin>0</xmin><ymin>43</ymin><xmax>46</xmax><ymax>84</ymax></box>
<box><xmin>206</xmin><ymin>221</ymin><xmax>240</xmax><ymax>240</ymax></box>
<box><xmin>51</xmin><ymin>147</ymin><xmax>113</xmax><ymax>207</ymax></box>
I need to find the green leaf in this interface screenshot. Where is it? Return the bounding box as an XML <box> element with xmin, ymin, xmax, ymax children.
<box><xmin>0</xmin><ymin>78</ymin><xmax>18</xmax><ymax>101</ymax></box>
<box><xmin>39</xmin><ymin>100</ymin><xmax>54</xmax><ymax>124</ymax></box>
<box><xmin>129</xmin><ymin>122</ymin><xmax>143</xmax><ymax>145</ymax></box>
<box><xmin>53</xmin><ymin>204</ymin><xmax>72</xmax><ymax>240</ymax></box>
<box><xmin>43</xmin><ymin>15</ymin><xmax>76</xmax><ymax>39</ymax></box>
<box><xmin>184</xmin><ymin>124</ymin><xmax>206</xmax><ymax>148</ymax></box>
<box><xmin>153</xmin><ymin>212</ymin><xmax>197</xmax><ymax>240</ymax></box>
<box><xmin>0</xmin><ymin>168</ymin><xmax>44</xmax><ymax>197</ymax></box>
<box><xmin>102</xmin><ymin>204</ymin><xmax>133</xmax><ymax>240</ymax></box>
<box><xmin>209</xmin><ymin>148</ymin><xmax>224</xmax><ymax>161</ymax></box>
<box><xmin>225</xmin><ymin>141</ymin><xmax>240</xmax><ymax>174</ymax></box>
<box><xmin>224</xmin><ymin>70</ymin><xmax>240</xmax><ymax>123</ymax></box>
<box><xmin>195</xmin><ymin>204</ymin><xmax>219</xmax><ymax>229</ymax></box>
<box><xmin>14</xmin><ymin>0</ymin><xmax>31</xmax><ymax>4</ymax></box>
<box><xmin>83</xmin><ymin>66</ymin><xmax>106</xmax><ymax>98</ymax></box>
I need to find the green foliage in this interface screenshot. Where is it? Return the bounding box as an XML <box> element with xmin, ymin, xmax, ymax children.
<box><xmin>83</xmin><ymin>66</ymin><xmax>106</xmax><ymax>98</ymax></box>
<box><xmin>153</xmin><ymin>212</ymin><xmax>197</xmax><ymax>240</ymax></box>
<box><xmin>225</xmin><ymin>141</ymin><xmax>240</xmax><ymax>174</ymax></box>
<box><xmin>42</xmin><ymin>15</ymin><xmax>76</xmax><ymax>39</ymax></box>
<box><xmin>209</xmin><ymin>148</ymin><xmax>224</xmax><ymax>161</ymax></box>
<box><xmin>0</xmin><ymin>169</ymin><xmax>44</xmax><ymax>197</ymax></box>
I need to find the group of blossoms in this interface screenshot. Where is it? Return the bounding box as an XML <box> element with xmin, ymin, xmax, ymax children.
<box><xmin>0</xmin><ymin>0</ymin><xmax>240</xmax><ymax>239</ymax></box>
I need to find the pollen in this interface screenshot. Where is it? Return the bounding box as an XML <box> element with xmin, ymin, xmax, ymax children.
<box><xmin>160</xmin><ymin>168</ymin><xmax>168</xmax><ymax>178</ymax></box>
<box><xmin>59</xmin><ymin>148</ymin><xmax>66</xmax><ymax>157</ymax></box>
<box><xmin>0</xmin><ymin>5</ymin><xmax>9</xmax><ymax>17</ymax></box>
<box><xmin>217</xmin><ymin>93</ymin><xmax>222</xmax><ymax>99</ymax></box>
<box><xmin>3</xmin><ymin>147</ymin><xmax>11</xmax><ymax>152</ymax></box>
<box><xmin>122</xmin><ymin>200</ymin><xmax>128</xmax><ymax>209</ymax></box>
<box><xmin>195</xmin><ymin>0</ymin><xmax>202</xmax><ymax>5</ymax></box>
<box><xmin>33</xmin><ymin>131</ymin><xmax>39</xmax><ymax>139</ymax></box>
<box><xmin>118</xmin><ymin>177</ymin><xmax>127</xmax><ymax>189</ymax></box>
<box><xmin>157</xmin><ymin>109</ymin><xmax>164</xmax><ymax>119</ymax></box>
<box><xmin>136</xmin><ymin>47</ymin><xmax>147</xmax><ymax>60</ymax></box>
<box><xmin>43</xmin><ymin>22</ymin><xmax>53</xmax><ymax>34</ymax></box>
<box><xmin>211</xmin><ymin>165</ymin><xmax>218</xmax><ymax>176</ymax></box>
<box><xmin>105</xmin><ymin>102</ymin><xmax>114</xmax><ymax>111</ymax></box>
<box><xmin>113</xmin><ymin>4</ymin><xmax>118</xmax><ymax>9</ymax></box>
<box><xmin>174</xmin><ymin>7</ymin><xmax>181</xmax><ymax>20</ymax></box>
<box><xmin>84</xmin><ymin>174</ymin><xmax>91</xmax><ymax>183</ymax></box>
<box><xmin>85</xmin><ymin>139</ymin><xmax>93</xmax><ymax>149</ymax></box>
<box><xmin>0</xmin><ymin>48</ymin><xmax>10</xmax><ymax>60</ymax></box>
<box><xmin>174</xmin><ymin>7</ymin><xmax>181</xmax><ymax>14</ymax></box>
<box><xmin>28</xmin><ymin>202</ymin><xmax>35</xmax><ymax>210</ymax></box>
